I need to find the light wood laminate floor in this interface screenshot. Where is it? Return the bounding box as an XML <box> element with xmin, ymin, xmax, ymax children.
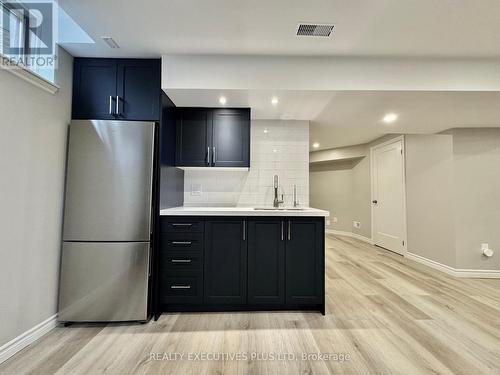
<box><xmin>1</xmin><ymin>235</ymin><xmax>499</xmax><ymax>375</ymax></box>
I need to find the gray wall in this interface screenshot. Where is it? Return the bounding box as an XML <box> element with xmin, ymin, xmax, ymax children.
<box><xmin>310</xmin><ymin>161</ymin><xmax>356</xmax><ymax>233</ymax></box>
<box><xmin>451</xmin><ymin>129</ymin><xmax>500</xmax><ymax>270</ymax></box>
<box><xmin>405</xmin><ymin>134</ymin><xmax>456</xmax><ymax>267</ymax></box>
<box><xmin>309</xmin><ymin>135</ymin><xmax>397</xmax><ymax>239</ymax></box>
<box><xmin>350</xmin><ymin>156</ymin><xmax>371</xmax><ymax>238</ymax></box>
<box><xmin>406</xmin><ymin>130</ymin><xmax>500</xmax><ymax>271</ymax></box>
<box><xmin>0</xmin><ymin>47</ymin><xmax>73</xmax><ymax>346</ymax></box>
<box><xmin>311</xmin><ymin>130</ymin><xmax>500</xmax><ymax>271</ymax></box>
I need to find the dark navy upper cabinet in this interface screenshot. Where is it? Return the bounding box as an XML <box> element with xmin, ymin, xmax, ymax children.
<box><xmin>175</xmin><ymin>109</ymin><xmax>212</xmax><ymax>167</ymax></box>
<box><xmin>204</xmin><ymin>218</ymin><xmax>247</xmax><ymax>305</ymax></box>
<box><xmin>116</xmin><ymin>60</ymin><xmax>160</xmax><ymax>121</ymax></box>
<box><xmin>72</xmin><ymin>58</ymin><xmax>160</xmax><ymax>121</ymax></box>
<box><xmin>285</xmin><ymin>218</ymin><xmax>324</xmax><ymax>306</ymax></box>
<box><xmin>175</xmin><ymin>108</ymin><xmax>250</xmax><ymax>168</ymax></box>
<box><xmin>247</xmin><ymin>218</ymin><xmax>285</xmax><ymax>305</ymax></box>
<box><xmin>212</xmin><ymin>109</ymin><xmax>250</xmax><ymax>167</ymax></box>
<box><xmin>72</xmin><ymin>59</ymin><xmax>117</xmax><ymax>120</ymax></box>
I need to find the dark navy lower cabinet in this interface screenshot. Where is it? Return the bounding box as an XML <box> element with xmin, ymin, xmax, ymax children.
<box><xmin>157</xmin><ymin>216</ymin><xmax>325</xmax><ymax>316</ymax></box>
<box><xmin>285</xmin><ymin>218</ymin><xmax>324</xmax><ymax>306</ymax></box>
<box><xmin>247</xmin><ymin>218</ymin><xmax>285</xmax><ymax>305</ymax></box>
<box><xmin>204</xmin><ymin>218</ymin><xmax>247</xmax><ymax>304</ymax></box>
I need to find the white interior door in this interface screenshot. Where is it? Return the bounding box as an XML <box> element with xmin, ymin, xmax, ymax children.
<box><xmin>371</xmin><ymin>138</ymin><xmax>406</xmax><ymax>255</ymax></box>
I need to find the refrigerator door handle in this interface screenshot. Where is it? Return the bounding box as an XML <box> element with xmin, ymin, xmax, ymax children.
<box><xmin>148</xmin><ymin>245</ymin><xmax>152</xmax><ymax>277</ymax></box>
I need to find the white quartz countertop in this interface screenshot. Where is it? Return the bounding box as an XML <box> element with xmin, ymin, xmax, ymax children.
<box><xmin>160</xmin><ymin>206</ymin><xmax>329</xmax><ymax>217</ymax></box>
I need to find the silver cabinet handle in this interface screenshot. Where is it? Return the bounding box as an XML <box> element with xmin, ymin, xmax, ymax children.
<box><xmin>207</xmin><ymin>147</ymin><xmax>210</xmax><ymax>166</ymax></box>
<box><xmin>171</xmin><ymin>259</ymin><xmax>192</xmax><ymax>263</ymax></box>
<box><xmin>172</xmin><ymin>223</ymin><xmax>192</xmax><ymax>227</ymax></box>
<box><xmin>281</xmin><ymin>221</ymin><xmax>284</xmax><ymax>241</ymax></box>
<box><xmin>243</xmin><ymin>220</ymin><xmax>246</xmax><ymax>241</ymax></box>
<box><xmin>288</xmin><ymin>221</ymin><xmax>291</xmax><ymax>241</ymax></box>
<box><xmin>213</xmin><ymin>146</ymin><xmax>216</xmax><ymax>165</ymax></box>
<box><xmin>115</xmin><ymin>95</ymin><xmax>120</xmax><ymax>116</ymax></box>
<box><xmin>171</xmin><ymin>285</ymin><xmax>191</xmax><ymax>289</ymax></box>
<box><xmin>109</xmin><ymin>96</ymin><xmax>114</xmax><ymax>115</ymax></box>
<box><xmin>171</xmin><ymin>241</ymin><xmax>192</xmax><ymax>245</ymax></box>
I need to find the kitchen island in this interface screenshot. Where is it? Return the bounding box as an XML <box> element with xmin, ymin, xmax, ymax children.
<box><xmin>156</xmin><ymin>207</ymin><xmax>329</xmax><ymax>318</ymax></box>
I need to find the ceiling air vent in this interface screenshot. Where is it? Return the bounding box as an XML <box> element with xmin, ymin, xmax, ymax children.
<box><xmin>102</xmin><ymin>37</ymin><xmax>120</xmax><ymax>49</ymax></box>
<box><xmin>296</xmin><ymin>23</ymin><xmax>334</xmax><ymax>37</ymax></box>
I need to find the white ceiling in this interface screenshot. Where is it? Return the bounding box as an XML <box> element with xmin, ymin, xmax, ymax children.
<box><xmin>59</xmin><ymin>0</ymin><xmax>500</xmax><ymax>58</ymax></box>
<box><xmin>59</xmin><ymin>1</ymin><xmax>500</xmax><ymax>150</ymax></box>
<box><xmin>167</xmin><ymin>89</ymin><xmax>500</xmax><ymax>149</ymax></box>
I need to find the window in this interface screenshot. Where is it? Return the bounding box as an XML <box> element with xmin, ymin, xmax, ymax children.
<box><xmin>0</xmin><ymin>2</ymin><xmax>27</xmax><ymax>54</ymax></box>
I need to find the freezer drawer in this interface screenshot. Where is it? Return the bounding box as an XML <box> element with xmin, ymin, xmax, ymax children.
<box><xmin>58</xmin><ymin>242</ymin><xmax>150</xmax><ymax>322</ymax></box>
<box><xmin>63</xmin><ymin>120</ymin><xmax>155</xmax><ymax>242</ymax></box>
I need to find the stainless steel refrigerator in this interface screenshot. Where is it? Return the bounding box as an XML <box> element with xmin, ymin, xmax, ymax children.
<box><xmin>58</xmin><ymin>120</ymin><xmax>155</xmax><ymax>322</ymax></box>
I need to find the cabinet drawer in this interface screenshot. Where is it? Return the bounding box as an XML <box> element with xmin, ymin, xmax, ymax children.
<box><xmin>161</xmin><ymin>233</ymin><xmax>203</xmax><ymax>252</ymax></box>
<box><xmin>160</xmin><ymin>271</ymin><xmax>202</xmax><ymax>304</ymax></box>
<box><xmin>161</xmin><ymin>218</ymin><xmax>204</xmax><ymax>233</ymax></box>
<box><xmin>160</xmin><ymin>252</ymin><xmax>202</xmax><ymax>270</ymax></box>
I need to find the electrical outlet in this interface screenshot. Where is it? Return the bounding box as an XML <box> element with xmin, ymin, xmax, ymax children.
<box><xmin>353</xmin><ymin>221</ymin><xmax>361</xmax><ymax>229</ymax></box>
<box><xmin>191</xmin><ymin>183</ymin><xmax>202</xmax><ymax>196</ymax></box>
<box><xmin>333</xmin><ymin>217</ymin><xmax>338</xmax><ymax>223</ymax></box>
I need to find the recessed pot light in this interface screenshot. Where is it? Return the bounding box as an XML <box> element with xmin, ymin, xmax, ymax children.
<box><xmin>313</xmin><ymin>142</ymin><xmax>320</xmax><ymax>148</ymax></box>
<box><xmin>271</xmin><ymin>97</ymin><xmax>279</xmax><ymax>106</ymax></box>
<box><xmin>219</xmin><ymin>96</ymin><xmax>227</xmax><ymax>105</ymax></box>
<box><xmin>383</xmin><ymin>113</ymin><xmax>398</xmax><ymax>123</ymax></box>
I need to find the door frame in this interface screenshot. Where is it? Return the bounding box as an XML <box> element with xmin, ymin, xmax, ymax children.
<box><xmin>370</xmin><ymin>135</ymin><xmax>408</xmax><ymax>255</ymax></box>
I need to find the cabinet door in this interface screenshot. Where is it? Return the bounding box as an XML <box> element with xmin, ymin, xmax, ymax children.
<box><xmin>116</xmin><ymin>59</ymin><xmax>160</xmax><ymax>121</ymax></box>
<box><xmin>212</xmin><ymin>109</ymin><xmax>250</xmax><ymax>167</ymax></box>
<box><xmin>204</xmin><ymin>219</ymin><xmax>247</xmax><ymax>304</ymax></box>
<box><xmin>247</xmin><ymin>218</ymin><xmax>285</xmax><ymax>305</ymax></box>
<box><xmin>72</xmin><ymin>59</ymin><xmax>117</xmax><ymax>120</ymax></box>
<box><xmin>285</xmin><ymin>218</ymin><xmax>324</xmax><ymax>305</ymax></box>
<box><xmin>175</xmin><ymin>109</ymin><xmax>212</xmax><ymax>166</ymax></box>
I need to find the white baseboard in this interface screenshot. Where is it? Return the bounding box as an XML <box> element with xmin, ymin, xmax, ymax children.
<box><xmin>326</xmin><ymin>229</ymin><xmax>374</xmax><ymax>245</ymax></box>
<box><xmin>406</xmin><ymin>252</ymin><xmax>500</xmax><ymax>279</ymax></box>
<box><xmin>327</xmin><ymin>233</ymin><xmax>500</xmax><ymax>279</ymax></box>
<box><xmin>0</xmin><ymin>314</ymin><xmax>58</xmax><ymax>364</ymax></box>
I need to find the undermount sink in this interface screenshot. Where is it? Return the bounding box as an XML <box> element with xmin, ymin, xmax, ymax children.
<box><xmin>253</xmin><ymin>207</ymin><xmax>305</xmax><ymax>211</ymax></box>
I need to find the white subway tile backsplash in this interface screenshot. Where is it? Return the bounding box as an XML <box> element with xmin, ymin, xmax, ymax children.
<box><xmin>183</xmin><ymin>120</ymin><xmax>310</xmax><ymax>207</ymax></box>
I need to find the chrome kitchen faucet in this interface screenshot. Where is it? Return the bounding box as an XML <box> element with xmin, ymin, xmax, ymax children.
<box><xmin>273</xmin><ymin>175</ymin><xmax>284</xmax><ymax>208</ymax></box>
